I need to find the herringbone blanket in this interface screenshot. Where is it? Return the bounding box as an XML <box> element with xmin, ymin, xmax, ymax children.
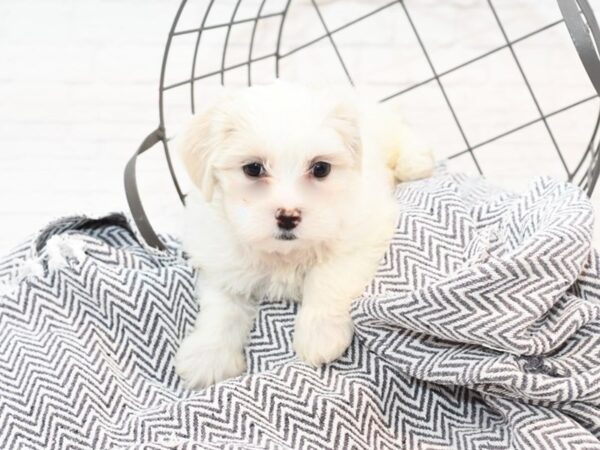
<box><xmin>1</xmin><ymin>174</ymin><xmax>599</xmax><ymax>449</ymax></box>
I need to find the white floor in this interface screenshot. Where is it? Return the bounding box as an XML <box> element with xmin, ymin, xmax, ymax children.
<box><xmin>1</xmin><ymin>0</ymin><xmax>599</xmax><ymax>255</ymax></box>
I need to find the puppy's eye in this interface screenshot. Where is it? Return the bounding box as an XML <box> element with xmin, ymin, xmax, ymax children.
<box><xmin>311</xmin><ymin>161</ymin><xmax>331</xmax><ymax>178</ymax></box>
<box><xmin>243</xmin><ymin>163</ymin><xmax>265</xmax><ymax>178</ymax></box>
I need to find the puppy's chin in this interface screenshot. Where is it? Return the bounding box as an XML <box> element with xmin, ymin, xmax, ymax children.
<box><xmin>275</xmin><ymin>230</ymin><xmax>297</xmax><ymax>241</ymax></box>
<box><xmin>255</xmin><ymin>234</ymin><xmax>307</xmax><ymax>255</ymax></box>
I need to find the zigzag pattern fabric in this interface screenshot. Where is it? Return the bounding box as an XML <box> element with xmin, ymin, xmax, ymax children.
<box><xmin>0</xmin><ymin>174</ymin><xmax>599</xmax><ymax>449</ymax></box>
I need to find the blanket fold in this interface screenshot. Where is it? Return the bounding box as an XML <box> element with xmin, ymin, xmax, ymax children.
<box><xmin>353</xmin><ymin>176</ymin><xmax>600</xmax><ymax>411</ymax></box>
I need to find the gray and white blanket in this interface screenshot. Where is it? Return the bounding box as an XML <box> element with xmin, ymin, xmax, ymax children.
<box><xmin>1</xmin><ymin>173</ymin><xmax>599</xmax><ymax>449</ymax></box>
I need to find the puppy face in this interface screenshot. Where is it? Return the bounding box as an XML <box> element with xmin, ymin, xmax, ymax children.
<box><xmin>179</xmin><ymin>83</ymin><xmax>362</xmax><ymax>254</ymax></box>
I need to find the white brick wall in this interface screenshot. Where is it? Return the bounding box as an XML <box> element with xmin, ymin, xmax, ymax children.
<box><xmin>0</xmin><ymin>0</ymin><xmax>599</xmax><ymax>254</ymax></box>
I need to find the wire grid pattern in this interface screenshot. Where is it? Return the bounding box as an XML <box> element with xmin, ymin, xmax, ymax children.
<box><xmin>156</xmin><ymin>0</ymin><xmax>600</xmax><ymax>201</ymax></box>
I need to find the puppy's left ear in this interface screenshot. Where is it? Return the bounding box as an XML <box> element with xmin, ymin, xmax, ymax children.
<box><xmin>327</xmin><ymin>99</ymin><xmax>362</xmax><ymax>160</ymax></box>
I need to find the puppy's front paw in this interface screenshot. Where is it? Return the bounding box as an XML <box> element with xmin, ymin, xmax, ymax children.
<box><xmin>293</xmin><ymin>308</ymin><xmax>354</xmax><ymax>367</ymax></box>
<box><xmin>175</xmin><ymin>331</ymin><xmax>246</xmax><ymax>390</ymax></box>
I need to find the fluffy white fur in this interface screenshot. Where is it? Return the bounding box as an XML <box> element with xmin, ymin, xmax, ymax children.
<box><xmin>175</xmin><ymin>82</ymin><xmax>434</xmax><ymax>389</ymax></box>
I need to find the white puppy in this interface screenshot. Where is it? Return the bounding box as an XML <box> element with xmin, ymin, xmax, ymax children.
<box><xmin>175</xmin><ymin>82</ymin><xmax>434</xmax><ymax>389</ymax></box>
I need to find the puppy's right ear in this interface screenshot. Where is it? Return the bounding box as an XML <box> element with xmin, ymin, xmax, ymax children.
<box><xmin>178</xmin><ymin>109</ymin><xmax>216</xmax><ymax>201</ymax></box>
<box><xmin>179</xmin><ymin>91</ymin><xmax>243</xmax><ymax>201</ymax></box>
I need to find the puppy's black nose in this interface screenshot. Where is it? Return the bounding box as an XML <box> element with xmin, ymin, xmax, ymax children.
<box><xmin>276</xmin><ymin>208</ymin><xmax>301</xmax><ymax>231</ymax></box>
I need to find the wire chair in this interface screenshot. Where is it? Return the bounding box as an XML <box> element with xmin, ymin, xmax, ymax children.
<box><xmin>125</xmin><ymin>0</ymin><xmax>600</xmax><ymax>250</ymax></box>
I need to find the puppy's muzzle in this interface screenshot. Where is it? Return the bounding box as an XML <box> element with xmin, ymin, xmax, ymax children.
<box><xmin>276</xmin><ymin>208</ymin><xmax>301</xmax><ymax>231</ymax></box>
